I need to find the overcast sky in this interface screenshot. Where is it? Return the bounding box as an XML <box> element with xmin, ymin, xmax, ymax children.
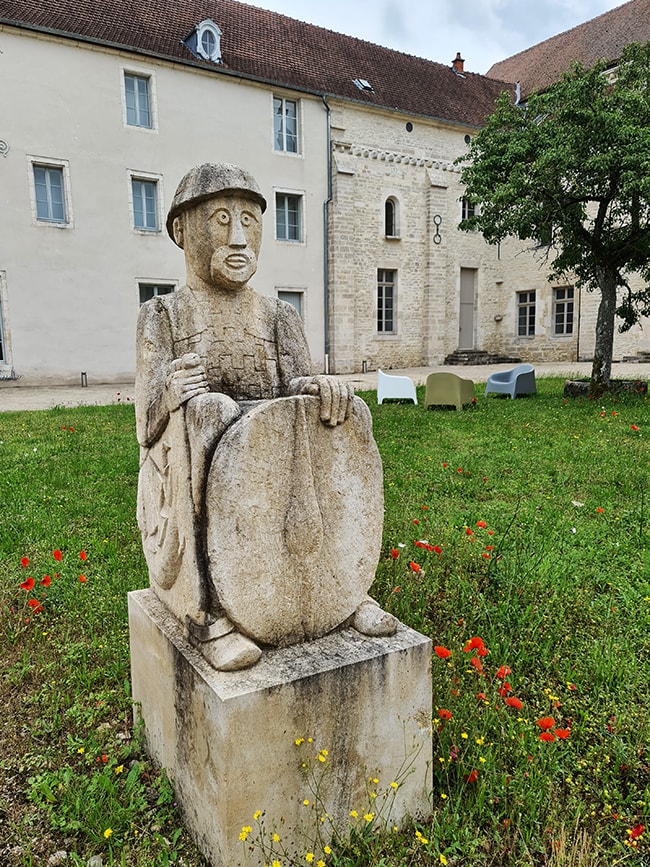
<box><xmin>245</xmin><ymin>0</ymin><xmax>626</xmax><ymax>74</ymax></box>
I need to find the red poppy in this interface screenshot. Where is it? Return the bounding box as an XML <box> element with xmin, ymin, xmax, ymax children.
<box><xmin>475</xmin><ymin>520</ymin><xmax>487</xmax><ymax>528</ymax></box>
<box><xmin>477</xmin><ymin>692</ymin><xmax>487</xmax><ymax>701</ymax></box>
<box><xmin>422</xmin><ymin>506</ymin><xmax>428</xmax><ymax>511</ymax></box>
<box><xmin>484</xmin><ymin>545</ymin><xmax>495</xmax><ymax>551</ymax></box>
<box><xmin>28</xmin><ymin>599</ymin><xmax>43</xmax><ymax>612</ymax></box>
<box><xmin>631</xmin><ymin>424</ymin><xmax>640</xmax><ymax>431</ymax></box>
<box><xmin>40</xmin><ymin>575</ymin><xmax>51</xmax><ymax>587</ymax></box>
<box><xmin>79</xmin><ymin>574</ymin><xmax>87</xmax><ymax>583</ymax></box>
<box><xmin>629</xmin><ymin>824</ymin><xmax>645</xmax><ymax>841</ymax></box>
<box><xmin>487</xmin><ymin>529</ymin><xmax>494</xmax><ymax>536</ymax></box>
<box><xmin>20</xmin><ymin>577</ymin><xmax>35</xmax><ymax>591</ymax></box>
<box><xmin>442</xmin><ymin>462</ymin><xmax>448</xmax><ymax>468</ymax></box>
<box><xmin>390</xmin><ymin>548</ymin><xmax>400</xmax><ymax>559</ymax></box>
<box><xmin>536</xmin><ymin>717</ymin><xmax>555</xmax><ymax>731</ymax></box>
<box><xmin>457</xmin><ymin>467</ymin><xmax>463</xmax><ymax>473</ymax></box>
<box><xmin>434</xmin><ymin>646</ymin><xmax>452</xmax><ymax>659</ymax></box>
<box><xmin>554</xmin><ymin>728</ymin><xmax>570</xmax><ymax>739</ymax></box>
<box><xmin>79</xmin><ymin>550</ymin><xmax>88</xmax><ymax>561</ymax></box>
<box><xmin>504</xmin><ymin>697</ymin><xmax>523</xmax><ymax>709</ymax></box>
<box><xmin>497</xmin><ymin>685</ymin><xmax>512</xmax><ymax>697</ymax></box>
<box><xmin>470</xmin><ymin>656</ymin><xmax>484</xmax><ymax>674</ymax></box>
<box><xmin>408</xmin><ymin>561</ymin><xmax>421</xmax><ymax>573</ymax></box>
<box><xmin>392</xmin><ymin>586</ymin><xmax>401</xmax><ymax>593</ymax></box>
<box><xmin>21</xmin><ymin>556</ymin><xmax>29</xmax><ymax>568</ymax></box>
<box><xmin>464</xmin><ymin>769</ymin><xmax>479</xmax><ymax>783</ymax></box>
<box><xmin>495</xmin><ymin>665</ymin><xmax>511</xmax><ymax>680</ymax></box>
<box><xmin>413</xmin><ymin>519</ymin><xmax>420</xmax><ymax>525</ymax></box>
<box><xmin>464</xmin><ymin>636</ymin><xmax>485</xmax><ymax>652</ymax></box>
<box><xmin>53</xmin><ymin>549</ymin><xmax>63</xmax><ymax>561</ymax></box>
<box><xmin>596</xmin><ymin>507</ymin><xmax>604</xmax><ymax>513</ymax></box>
<box><xmin>465</xmin><ymin>527</ymin><xmax>473</xmax><ymax>535</ymax></box>
<box><xmin>433</xmin><ymin>545</ymin><xmax>442</xmax><ymax>554</ymax></box>
<box><xmin>438</xmin><ymin>708</ymin><xmax>453</xmax><ymax>720</ymax></box>
<box><xmin>539</xmin><ymin>731</ymin><xmax>555</xmax><ymax>742</ymax></box>
<box><xmin>482</xmin><ymin>553</ymin><xmax>491</xmax><ymax>559</ymax></box>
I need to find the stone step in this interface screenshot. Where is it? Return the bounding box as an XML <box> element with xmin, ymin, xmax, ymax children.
<box><xmin>443</xmin><ymin>350</ymin><xmax>522</xmax><ymax>366</ymax></box>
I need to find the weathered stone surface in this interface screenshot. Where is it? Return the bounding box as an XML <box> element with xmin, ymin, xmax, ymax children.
<box><xmin>129</xmin><ymin>588</ymin><xmax>433</xmax><ymax>867</ymax></box>
<box><xmin>563</xmin><ymin>377</ymin><xmax>648</xmax><ymax>397</ymax></box>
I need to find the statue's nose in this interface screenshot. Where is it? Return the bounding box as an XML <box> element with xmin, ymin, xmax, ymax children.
<box><xmin>228</xmin><ymin>217</ymin><xmax>247</xmax><ymax>247</ymax></box>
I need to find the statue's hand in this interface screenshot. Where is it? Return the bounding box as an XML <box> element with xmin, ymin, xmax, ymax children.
<box><xmin>165</xmin><ymin>353</ymin><xmax>209</xmax><ymax>411</ymax></box>
<box><xmin>302</xmin><ymin>375</ymin><xmax>355</xmax><ymax>427</ymax></box>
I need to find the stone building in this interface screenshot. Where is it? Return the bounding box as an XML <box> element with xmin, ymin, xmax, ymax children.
<box><xmin>1</xmin><ymin>0</ymin><xmax>648</xmax><ymax>383</ymax></box>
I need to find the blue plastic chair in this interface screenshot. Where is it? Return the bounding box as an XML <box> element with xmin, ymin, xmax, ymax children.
<box><xmin>485</xmin><ymin>364</ymin><xmax>536</xmax><ymax>399</ymax></box>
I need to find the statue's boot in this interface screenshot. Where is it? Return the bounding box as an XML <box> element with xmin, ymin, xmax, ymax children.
<box><xmin>353</xmin><ymin>598</ymin><xmax>398</xmax><ymax>637</ymax></box>
<box><xmin>188</xmin><ymin>615</ymin><xmax>262</xmax><ymax>671</ymax></box>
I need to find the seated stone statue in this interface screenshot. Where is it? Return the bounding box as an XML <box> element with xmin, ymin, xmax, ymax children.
<box><xmin>135</xmin><ymin>163</ymin><xmax>396</xmax><ymax>671</ymax></box>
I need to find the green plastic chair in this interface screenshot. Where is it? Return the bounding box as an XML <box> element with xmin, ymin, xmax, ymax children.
<box><xmin>425</xmin><ymin>372</ymin><xmax>475</xmax><ymax>410</ymax></box>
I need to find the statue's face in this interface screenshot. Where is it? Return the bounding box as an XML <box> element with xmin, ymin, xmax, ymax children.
<box><xmin>179</xmin><ymin>193</ymin><xmax>263</xmax><ymax>291</ymax></box>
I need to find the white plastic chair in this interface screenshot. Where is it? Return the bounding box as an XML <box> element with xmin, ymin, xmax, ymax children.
<box><xmin>485</xmin><ymin>364</ymin><xmax>536</xmax><ymax>399</ymax></box>
<box><xmin>377</xmin><ymin>369</ymin><xmax>418</xmax><ymax>404</ymax></box>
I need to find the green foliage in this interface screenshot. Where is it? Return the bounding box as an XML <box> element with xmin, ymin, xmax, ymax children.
<box><xmin>1</xmin><ymin>388</ymin><xmax>649</xmax><ymax>865</ymax></box>
<box><xmin>457</xmin><ymin>43</ymin><xmax>650</xmax><ymax>390</ymax></box>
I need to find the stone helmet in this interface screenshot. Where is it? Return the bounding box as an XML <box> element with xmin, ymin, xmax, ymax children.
<box><xmin>166</xmin><ymin>162</ymin><xmax>267</xmax><ymax>242</ymax></box>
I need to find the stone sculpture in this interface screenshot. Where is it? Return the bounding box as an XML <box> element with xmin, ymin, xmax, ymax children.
<box><xmin>135</xmin><ymin>163</ymin><xmax>396</xmax><ymax>671</ymax></box>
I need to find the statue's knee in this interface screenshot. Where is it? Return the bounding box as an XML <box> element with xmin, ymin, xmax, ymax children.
<box><xmin>186</xmin><ymin>393</ymin><xmax>241</xmax><ymax>444</ymax></box>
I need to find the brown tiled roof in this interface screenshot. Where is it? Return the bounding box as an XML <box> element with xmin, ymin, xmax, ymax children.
<box><xmin>486</xmin><ymin>0</ymin><xmax>650</xmax><ymax>99</ymax></box>
<box><xmin>0</xmin><ymin>0</ymin><xmax>513</xmax><ymax>128</ymax></box>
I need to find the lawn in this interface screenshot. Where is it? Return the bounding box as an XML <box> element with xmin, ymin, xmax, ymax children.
<box><xmin>0</xmin><ymin>378</ymin><xmax>648</xmax><ymax>866</ymax></box>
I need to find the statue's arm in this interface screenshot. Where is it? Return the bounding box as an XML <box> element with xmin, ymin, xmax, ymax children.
<box><xmin>135</xmin><ymin>300</ymin><xmax>174</xmax><ymax>448</ymax></box>
<box><xmin>276</xmin><ymin>301</ymin><xmax>354</xmax><ymax>427</ymax></box>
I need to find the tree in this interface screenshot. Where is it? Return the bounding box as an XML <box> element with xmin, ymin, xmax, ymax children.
<box><xmin>458</xmin><ymin>42</ymin><xmax>650</xmax><ymax>396</ymax></box>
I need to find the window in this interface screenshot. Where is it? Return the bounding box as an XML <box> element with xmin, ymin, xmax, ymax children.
<box><xmin>277</xmin><ymin>290</ymin><xmax>304</xmax><ymax>318</ymax></box>
<box><xmin>124</xmin><ymin>73</ymin><xmax>152</xmax><ymax>128</ymax></box>
<box><xmin>553</xmin><ymin>286</ymin><xmax>574</xmax><ymax>335</ymax></box>
<box><xmin>139</xmin><ymin>283</ymin><xmax>175</xmax><ymax>305</ymax></box>
<box><xmin>273</xmin><ymin>97</ymin><xmax>299</xmax><ymax>153</ymax></box>
<box><xmin>517</xmin><ymin>291</ymin><xmax>536</xmax><ymax>337</ymax></box>
<box><xmin>275</xmin><ymin>193</ymin><xmax>302</xmax><ymax>242</ymax></box>
<box><xmin>461</xmin><ymin>197</ymin><xmax>477</xmax><ymax>221</ymax></box>
<box><xmin>385</xmin><ymin>197</ymin><xmax>400</xmax><ymax>238</ymax></box>
<box><xmin>33</xmin><ymin>165</ymin><xmax>66</xmax><ymax>223</ymax></box>
<box><xmin>196</xmin><ymin>20</ymin><xmax>222</xmax><ymax>62</ymax></box>
<box><xmin>131</xmin><ymin>177</ymin><xmax>159</xmax><ymax>231</ymax></box>
<box><xmin>377</xmin><ymin>269</ymin><xmax>396</xmax><ymax>333</ymax></box>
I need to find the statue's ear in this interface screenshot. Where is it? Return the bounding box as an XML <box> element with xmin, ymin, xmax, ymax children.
<box><xmin>172</xmin><ymin>216</ymin><xmax>184</xmax><ymax>249</ymax></box>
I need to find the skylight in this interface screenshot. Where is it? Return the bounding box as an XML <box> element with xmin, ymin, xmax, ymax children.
<box><xmin>353</xmin><ymin>78</ymin><xmax>374</xmax><ymax>92</ymax></box>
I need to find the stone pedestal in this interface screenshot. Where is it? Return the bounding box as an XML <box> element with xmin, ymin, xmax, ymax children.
<box><xmin>129</xmin><ymin>588</ymin><xmax>432</xmax><ymax>867</ymax></box>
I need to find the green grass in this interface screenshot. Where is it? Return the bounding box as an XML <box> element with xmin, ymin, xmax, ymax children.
<box><xmin>1</xmin><ymin>379</ymin><xmax>648</xmax><ymax>865</ymax></box>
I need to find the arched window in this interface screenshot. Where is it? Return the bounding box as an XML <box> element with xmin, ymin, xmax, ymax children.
<box><xmin>385</xmin><ymin>197</ymin><xmax>400</xmax><ymax>238</ymax></box>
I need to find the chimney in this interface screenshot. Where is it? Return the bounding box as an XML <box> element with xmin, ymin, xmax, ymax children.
<box><xmin>452</xmin><ymin>52</ymin><xmax>465</xmax><ymax>74</ymax></box>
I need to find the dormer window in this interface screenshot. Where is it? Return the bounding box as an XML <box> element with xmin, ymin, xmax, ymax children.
<box><xmin>183</xmin><ymin>19</ymin><xmax>222</xmax><ymax>63</ymax></box>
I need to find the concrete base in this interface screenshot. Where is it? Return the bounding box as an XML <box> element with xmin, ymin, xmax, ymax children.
<box><xmin>128</xmin><ymin>588</ymin><xmax>432</xmax><ymax>867</ymax></box>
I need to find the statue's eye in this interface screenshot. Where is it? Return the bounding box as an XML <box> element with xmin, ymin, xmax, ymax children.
<box><xmin>216</xmin><ymin>210</ymin><xmax>230</xmax><ymax>225</ymax></box>
<box><xmin>241</xmin><ymin>213</ymin><xmax>252</xmax><ymax>227</ymax></box>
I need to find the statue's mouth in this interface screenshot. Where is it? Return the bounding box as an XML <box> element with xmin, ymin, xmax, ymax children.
<box><xmin>225</xmin><ymin>254</ymin><xmax>250</xmax><ymax>269</ymax></box>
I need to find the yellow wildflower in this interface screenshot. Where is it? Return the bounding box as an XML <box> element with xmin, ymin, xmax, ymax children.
<box><xmin>440</xmin><ymin>856</ymin><xmax>448</xmax><ymax>865</ymax></box>
<box><xmin>272</xmin><ymin>833</ymin><xmax>280</xmax><ymax>843</ymax></box>
<box><xmin>364</xmin><ymin>812</ymin><xmax>375</xmax><ymax>823</ymax></box>
<box><xmin>476</xmin><ymin>736</ymin><xmax>485</xmax><ymax>745</ymax></box>
<box><xmin>350</xmin><ymin>810</ymin><xmax>358</xmax><ymax>818</ymax></box>
<box><xmin>305</xmin><ymin>854</ymin><xmax>315</xmax><ymax>863</ymax></box>
<box><xmin>103</xmin><ymin>828</ymin><xmax>113</xmax><ymax>839</ymax></box>
<box><xmin>303</xmin><ymin>799</ymin><xmax>310</xmax><ymax>806</ymax></box>
<box><xmin>390</xmin><ymin>781</ymin><xmax>399</xmax><ymax>790</ymax></box>
<box><xmin>323</xmin><ymin>846</ymin><xmax>332</xmax><ymax>855</ymax></box>
<box><xmin>114</xmin><ymin>765</ymin><xmax>124</xmax><ymax>774</ymax></box>
<box><xmin>253</xmin><ymin>810</ymin><xmax>262</xmax><ymax>820</ymax></box>
<box><xmin>461</xmin><ymin>732</ymin><xmax>468</xmax><ymax>739</ymax></box>
<box><xmin>295</xmin><ymin>738</ymin><xmax>304</xmax><ymax>746</ymax></box>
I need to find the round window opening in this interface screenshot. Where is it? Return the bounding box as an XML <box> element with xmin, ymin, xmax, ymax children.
<box><xmin>406</xmin><ymin>122</ymin><xmax>414</xmax><ymax>132</ymax></box>
<box><xmin>201</xmin><ymin>28</ymin><xmax>217</xmax><ymax>58</ymax></box>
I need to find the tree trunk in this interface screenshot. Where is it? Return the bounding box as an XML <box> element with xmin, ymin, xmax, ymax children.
<box><xmin>590</xmin><ymin>270</ymin><xmax>618</xmax><ymax>397</ymax></box>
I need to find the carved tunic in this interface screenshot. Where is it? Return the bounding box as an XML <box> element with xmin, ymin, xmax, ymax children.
<box><xmin>135</xmin><ymin>285</ymin><xmax>312</xmax><ymax>449</ymax></box>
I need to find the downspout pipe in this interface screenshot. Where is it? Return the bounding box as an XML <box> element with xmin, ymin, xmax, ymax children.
<box><xmin>321</xmin><ymin>94</ymin><xmax>332</xmax><ymax>374</ymax></box>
